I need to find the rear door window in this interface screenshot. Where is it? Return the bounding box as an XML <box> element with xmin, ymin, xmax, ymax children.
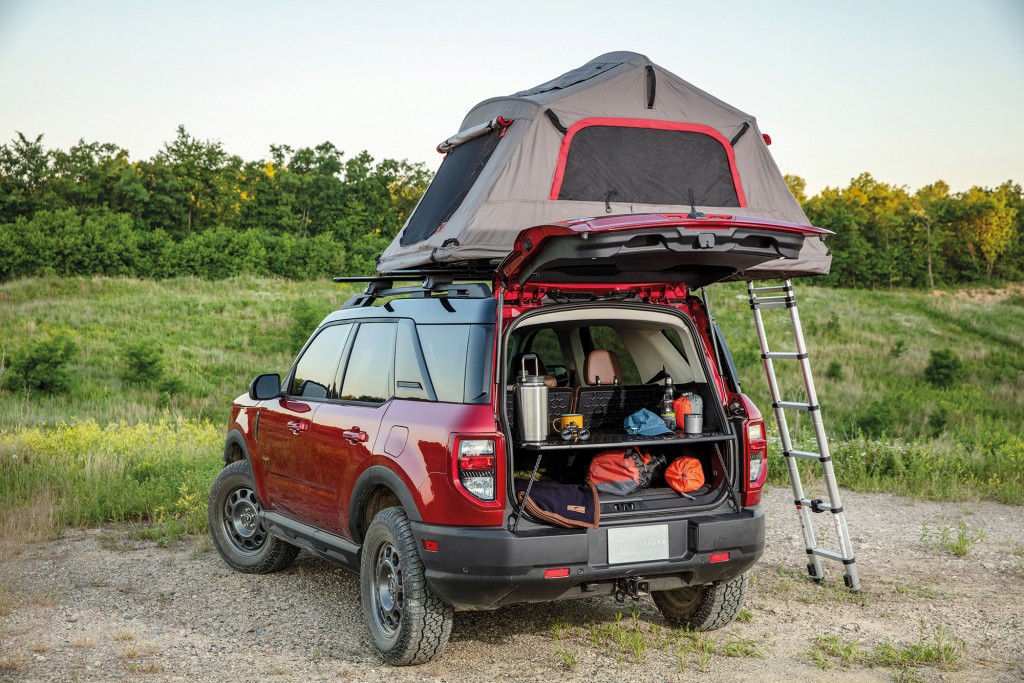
<box><xmin>339</xmin><ymin>323</ymin><xmax>397</xmax><ymax>403</ymax></box>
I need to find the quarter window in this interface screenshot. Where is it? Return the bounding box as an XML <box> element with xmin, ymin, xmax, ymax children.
<box><xmin>289</xmin><ymin>324</ymin><xmax>352</xmax><ymax>399</ymax></box>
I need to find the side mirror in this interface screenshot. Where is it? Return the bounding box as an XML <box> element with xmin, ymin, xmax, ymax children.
<box><xmin>249</xmin><ymin>373</ymin><xmax>282</xmax><ymax>401</ymax></box>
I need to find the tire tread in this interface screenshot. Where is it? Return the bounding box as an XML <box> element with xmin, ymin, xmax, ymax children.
<box><xmin>361</xmin><ymin>507</ymin><xmax>453</xmax><ymax>665</ymax></box>
<box><xmin>652</xmin><ymin>573</ymin><xmax>749</xmax><ymax>631</ymax></box>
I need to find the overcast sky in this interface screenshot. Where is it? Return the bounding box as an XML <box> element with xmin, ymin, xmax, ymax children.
<box><xmin>1</xmin><ymin>0</ymin><xmax>1021</xmax><ymax>194</ymax></box>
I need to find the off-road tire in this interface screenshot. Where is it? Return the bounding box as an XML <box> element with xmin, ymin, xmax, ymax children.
<box><xmin>652</xmin><ymin>572</ymin><xmax>749</xmax><ymax>631</ymax></box>
<box><xmin>208</xmin><ymin>460</ymin><xmax>299</xmax><ymax>573</ymax></box>
<box><xmin>360</xmin><ymin>507</ymin><xmax>453</xmax><ymax>665</ymax></box>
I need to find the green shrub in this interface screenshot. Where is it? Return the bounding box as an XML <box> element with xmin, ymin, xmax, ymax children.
<box><xmin>825</xmin><ymin>360</ymin><xmax>844</xmax><ymax>380</ymax></box>
<box><xmin>856</xmin><ymin>398</ymin><xmax>903</xmax><ymax>438</ymax></box>
<box><xmin>924</xmin><ymin>349</ymin><xmax>963</xmax><ymax>388</ymax></box>
<box><xmin>5</xmin><ymin>334</ymin><xmax>79</xmax><ymax>394</ymax></box>
<box><xmin>889</xmin><ymin>339</ymin><xmax>907</xmax><ymax>358</ymax></box>
<box><xmin>121</xmin><ymin>341</ymin><xmax>164</xmax><ymax>386</ymax></box>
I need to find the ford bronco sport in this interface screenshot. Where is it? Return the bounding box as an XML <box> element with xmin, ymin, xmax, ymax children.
<box><xmin>208</xmin><ymin>213</ymin><xmax>829</xmax><ymax>664</ymax></box>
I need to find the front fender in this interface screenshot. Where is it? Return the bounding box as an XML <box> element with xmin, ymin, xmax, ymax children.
<box><xmin>223</xmin><ymin>429</ymin><xmax>271</xmax><ymax>507</ymax></box>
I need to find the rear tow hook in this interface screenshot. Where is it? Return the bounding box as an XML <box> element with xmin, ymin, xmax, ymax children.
<box><xmin>613</xmin><ymin>576</ymin><xmax>650</xmax><ymax>603</ymax></box>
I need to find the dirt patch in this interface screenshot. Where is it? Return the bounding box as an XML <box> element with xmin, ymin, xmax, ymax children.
<box><xmin>930</xmin><ymin>283</ymin><xmax>1024</xmax><ymax>304</ymax></box>
<box><xmin>0</xmin><ymin>486</ymin><xmax>1021</xmax><ymax>682</ymax></box>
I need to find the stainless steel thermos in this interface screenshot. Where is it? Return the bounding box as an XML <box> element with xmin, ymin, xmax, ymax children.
<box><xmin>515</xmin><ymin>353</ymin><xmax>548</xmax><ymax>443</ymax></box>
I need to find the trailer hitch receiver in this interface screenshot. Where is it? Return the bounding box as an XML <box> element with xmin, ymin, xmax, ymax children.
<box><xmin>613</xmin><ymin>576</ymin><xmax>650</xmax><ymax>602</ymax></box>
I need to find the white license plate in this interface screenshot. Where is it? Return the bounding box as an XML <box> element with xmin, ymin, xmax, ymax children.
<box><xmin>607</xmin><ymin>525</ymin><xmax>669</xmax><ymax>564</ymax></box>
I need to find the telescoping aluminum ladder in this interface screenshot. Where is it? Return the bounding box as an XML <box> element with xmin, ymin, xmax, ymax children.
<box><xmin>747</xmin><ymin>280</ymin><xmax>861</xmax><ymax>591</ymax></box>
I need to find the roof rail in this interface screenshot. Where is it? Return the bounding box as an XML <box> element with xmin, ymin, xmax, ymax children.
<box><xmin>338</xmin><ymin>273</ymin><xmax>493</xmax><ymax>309</ymax></box>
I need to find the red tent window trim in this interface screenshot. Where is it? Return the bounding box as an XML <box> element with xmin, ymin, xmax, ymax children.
<box><xmin>547</xmin><ymin>117</ymin><xmax>747</xmax><ymax>207</ymax></box>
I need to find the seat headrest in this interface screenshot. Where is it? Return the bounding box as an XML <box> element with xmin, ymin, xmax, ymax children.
<box><xmin>585</xmin><ymin>350</ymin><xmax>622</xmax><ymax>385</ymax></box>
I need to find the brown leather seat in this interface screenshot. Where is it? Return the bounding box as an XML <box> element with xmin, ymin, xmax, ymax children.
<box><xmin>584</xmin><ymin>350</ymin><xmax>623</xmax><ymax>386</ymax></box>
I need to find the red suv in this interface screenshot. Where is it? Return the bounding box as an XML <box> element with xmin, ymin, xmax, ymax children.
<box><xmin>208</xmin><ymin>213</ymin><xmax>828</xmax><ymax>665</ymax></box>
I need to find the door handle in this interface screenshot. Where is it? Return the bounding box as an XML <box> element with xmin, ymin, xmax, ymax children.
<box><xmin>343</xmin><ymin>427</ymin><xmax>369</xmax><ymax>443</ymax></box>
<box><xmin>287</xmin><ymin>420</ymin><xmax>309</xmax><ymax>435</ymax></box>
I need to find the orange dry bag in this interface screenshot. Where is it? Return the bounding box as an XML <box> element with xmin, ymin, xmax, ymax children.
<box><xmin>665</xmin><ymin>456</ymin><xmax>705</xmax><ymax>494</ymax></box>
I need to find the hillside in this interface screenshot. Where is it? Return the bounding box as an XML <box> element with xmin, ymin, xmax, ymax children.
<box><xmin>1</xmin><ymin>276</ymin><xmax>1022</xmax><ymax>505</ymax></box>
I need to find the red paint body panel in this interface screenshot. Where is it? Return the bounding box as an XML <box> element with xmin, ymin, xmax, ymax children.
<box><xmin>305</xmin><ymin>401</ymin><xmax>388</xmax><ymax>535</ymax></box>
<box><xmin>375</xmin><ymin>399</ymin><xmax>507</xmax><ymax>528</ymax></box>
<box><xmin>258</xmin><ymin>397</ymin><xmax>322</xmax><ymax>521</ymax></box>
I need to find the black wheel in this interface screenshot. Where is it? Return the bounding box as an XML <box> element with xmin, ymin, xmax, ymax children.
<box><xmin>652</xmin><ymin>572</ymin><xmax>749</xmax><ymax>631</ymax></box>
<box><xmin>208</xmin><ymin>460</ymin><xmax>299</xmax><ymax>573</ymax></box>
<box><xmin>360</xmin><ymin>507</ymin><xmax>453</xmax><ymax>665</ymax></box>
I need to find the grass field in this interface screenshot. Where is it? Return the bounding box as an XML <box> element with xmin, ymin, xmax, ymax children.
<box><xmin>1</xmin><ymin>276</ymin><xmax>1022</xmax><ymax>542</ymax></box>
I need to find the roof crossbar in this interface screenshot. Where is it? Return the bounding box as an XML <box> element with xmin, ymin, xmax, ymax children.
<box><xmin>339</xmin><ymin>274</ymin><xmax>492</xmax><ymax>309</ymax></box>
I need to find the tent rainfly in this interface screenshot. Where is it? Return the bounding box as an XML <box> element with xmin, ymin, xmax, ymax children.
<box><xmin>377</xmin><ymin>51</ymin><xmax>830</xmax><ymax>280</ymax></box>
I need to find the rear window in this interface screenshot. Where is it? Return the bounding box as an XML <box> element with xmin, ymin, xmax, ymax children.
<box><xmin>399</xmin><ymin>130</ymin><xmax>502</xmax><ymax>246</ymax></box>
<box><xmin>553</xmin><ymin>122</ymin><xmax>742</xmax><ymax>207</ymax></box>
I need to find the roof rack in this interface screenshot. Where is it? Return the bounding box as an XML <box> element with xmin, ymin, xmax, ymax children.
<box><xmin>332</xmin><ymin>259</ymin><xmax>498</xmax><ymax>285</ymax></box>
<box><xmin>335</xmin><ymin>261</ymin><xmax>497</xmax><ymax>309</ymax></box>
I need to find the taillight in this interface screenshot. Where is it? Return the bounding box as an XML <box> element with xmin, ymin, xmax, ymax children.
<box><xmin>456</xmin><ymin>439</ymin><xmax>496</xmax><ymax>502</ymax></box>
<box><xmin>743</xmin><ymin>418</ymin><xmax>768</xmax><ymax>506</ymax></box>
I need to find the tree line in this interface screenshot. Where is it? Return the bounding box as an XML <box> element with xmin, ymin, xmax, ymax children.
<box><xmin>787</xmin><ymin>174</ymin><xmax>1022</xmax><ymax>287</ymax></box>
<box><xmin>0</xmin><ymin>127</ymin><xmax>430</xmax><ymax>280</ymax></box>
<box><xmin>0</xmin><ymin>128</ymin><xmax>1020</xmax><ymax>286</ymax></box>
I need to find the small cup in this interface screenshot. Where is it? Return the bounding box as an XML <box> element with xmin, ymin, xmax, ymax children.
<box><xmin>683</xmin><ymin>413</ymin><xmax>703</xmax><ymax>435</ymax></box>
<box><xmin>552</xmin><ymin>414</ymin><xmax>583</xmax><ymax>431</ymax></box>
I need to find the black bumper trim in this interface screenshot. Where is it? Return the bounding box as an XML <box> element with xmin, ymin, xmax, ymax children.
<box><xmin>411</xmin><ymin>506</ymin><xmax>765</xmax><ymax>611</ymax></box>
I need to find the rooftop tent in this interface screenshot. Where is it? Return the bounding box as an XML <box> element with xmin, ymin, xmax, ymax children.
<box><xmin>377</xmin><ymin>51</ymin><xmax>830</xmax><ymax>280</ymax></box>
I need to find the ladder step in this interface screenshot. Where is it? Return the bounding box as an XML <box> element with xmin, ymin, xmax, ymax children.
<box><xmin>788</xmin><ymin>449</ymin><xmax>825</xmax><ymax>462</ymax></box>
<box><xmin>775</xmin><ymin>401</ymin><xmax>818</xmax><ymax>411</ymax></box>
<box><xmin>799</xmin><ymin>498</ymin><xmax>837</xmax><ymax>512</ymax></box>
<box><xmin>810</xmin><ymin>548</ymin><xmax>846</xmax><ymax>562</ymax></box>
<box><xmin>747</xmin><ymin>279</ymin><xmax>860</xmax><ymax>591</ymax></box>
<box><xmin>764</xmin><ymin>351</ymin><xmax>807</xmax><ymax>360</ymax></box>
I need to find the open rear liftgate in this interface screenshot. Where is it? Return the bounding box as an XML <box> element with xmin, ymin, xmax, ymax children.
<box><xmin>746</xmin><ymin>280</ymin><xmax>861</xmax><ymax>591</ymax></box>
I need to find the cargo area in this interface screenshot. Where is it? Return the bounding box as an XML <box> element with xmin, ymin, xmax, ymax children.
<box><xmin>502</xmin><ymin>303</ymin><xmax>738</xmax><ymax>521</ymax></box>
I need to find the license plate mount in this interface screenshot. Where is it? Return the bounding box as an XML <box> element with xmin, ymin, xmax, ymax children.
<box><xmin>607</xmin><ymin>524</ymin><xmax>669</xmax><ymax>564</ymax></box>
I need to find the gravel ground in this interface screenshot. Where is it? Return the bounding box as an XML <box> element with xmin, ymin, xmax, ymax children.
<box><xmin>1</xmin><ymin>485</ymin><xmax>1022</xmax><ymax>682</ymax></box>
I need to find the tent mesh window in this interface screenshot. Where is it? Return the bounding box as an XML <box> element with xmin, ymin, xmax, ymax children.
<box><xmin>556</xmin><ymin>126</ymin><xmax>741</xmax><ymax>207</ymax></box>
<box><xmin>400</xmin><ymin>129</ymin><xmax>503</xmax><ymax>246</ymax></box>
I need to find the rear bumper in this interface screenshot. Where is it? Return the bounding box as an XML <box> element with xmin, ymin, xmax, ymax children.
<box><xmin>411</xmin><ymin>506</ymin><xmax>764</xmax><ymax>611</ymax></box>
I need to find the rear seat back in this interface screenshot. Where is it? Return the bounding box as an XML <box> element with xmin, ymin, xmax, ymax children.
<box><xmin>574</xmin><ymin>384</ymin><xmax>662</xmax><ymax>431</ymax></box>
